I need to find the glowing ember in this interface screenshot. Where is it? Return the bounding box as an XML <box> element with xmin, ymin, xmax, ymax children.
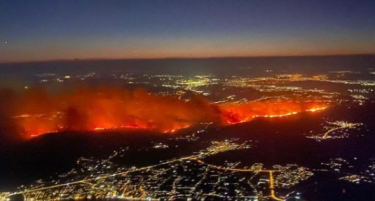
<box><xmin>306</xmin><ymin>107</ymin><xmax>326</xmax><ymax>112</ymax></box>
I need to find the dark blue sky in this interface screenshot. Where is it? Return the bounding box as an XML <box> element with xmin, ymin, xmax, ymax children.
<box><xmin>1</xmin><ymin>0</ymin><xmax>375</xmax><ymax>62</ymax></box>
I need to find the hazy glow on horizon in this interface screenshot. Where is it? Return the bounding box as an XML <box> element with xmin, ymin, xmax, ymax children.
<box><xmin>1</xmin><ymin>0</ymin><xmax>375</xmax><ymax>62</ymax></box>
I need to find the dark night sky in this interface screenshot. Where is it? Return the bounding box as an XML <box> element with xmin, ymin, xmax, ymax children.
<box><xmin>0</xmin><ymin>0</ymin><xmax>375</xmax><ymax>62</ymax></box>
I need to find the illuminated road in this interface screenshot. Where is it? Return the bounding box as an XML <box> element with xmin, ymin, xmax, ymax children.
<box><xmin>269</xmin><ymin>171</ymin><xmax>284</xmax><ymax>201</ymax></box>
<box><xmin>322</xmin><ymin>127</ymin><xmax>342</xmax><ymax>139</ymax></box>
<box><xmin>195</xmin><ymin>160</ymin><xmax>284</xmax><ymax>201</ymax></box>
<box><xmin>322</xmin><ymin>122</ymin><xmax>358</xmax><ymax>139</ymax></box>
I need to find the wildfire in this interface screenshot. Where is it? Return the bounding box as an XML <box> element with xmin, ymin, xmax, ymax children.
<box><xmin>224</xmin><ymin>107</ymin><xmax>326</xmax><ymax>124</ymax></box>
<box><xmin>306</xmin><ymin>107</ymin><xmax>326</xmax><ymax>112</ymax></box>
<box><xmin>1</xmin><ymin>87</ymin><xmax>328</xmax><ymax>139</ymax></box>
<box><xmin>220</xmin><ymin>101</ymin><xmax>327</xmax><ymax>125</ymax></box>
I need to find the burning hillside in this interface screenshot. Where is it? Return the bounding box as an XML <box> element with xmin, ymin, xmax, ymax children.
<box><xmin>0</xmin><ymin>87</ymin><xmax>328</xmax><ymax>139</ymax></box>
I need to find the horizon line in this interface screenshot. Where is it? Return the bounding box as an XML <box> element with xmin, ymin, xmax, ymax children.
<box><xmin>1</xmin><ymin>53</ymin><xmax>375</xmax><ymax>65</ymax></box>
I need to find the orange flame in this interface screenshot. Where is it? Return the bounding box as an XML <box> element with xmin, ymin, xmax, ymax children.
<box><xmin>220</xmin><ymin>101</ymin><xmax>327</xmax><ymax>125</ymax></box>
